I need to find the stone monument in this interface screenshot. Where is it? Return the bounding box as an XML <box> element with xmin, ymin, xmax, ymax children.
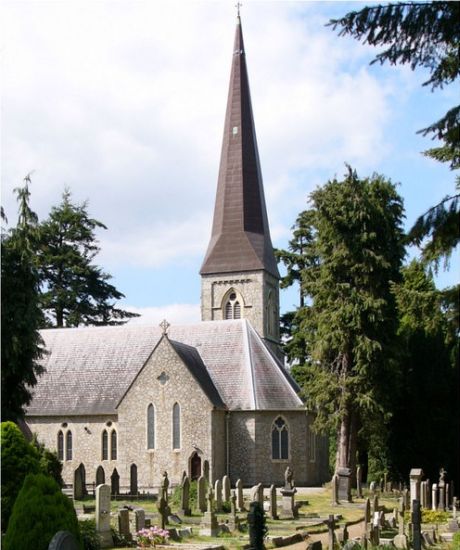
<box><xmin>280</xmin><ymin>466</ymin><xmax>298</xmax><ymax>519</ymax></box>
<box><xmin>96</xmin><ymin>484</ymin><xmax>113</xmax><ymax>548</ymax></box>
<box><xmin>337</xmin><ymin>467</ymin><xmax>352</xmax><ymax>502</ymax></box>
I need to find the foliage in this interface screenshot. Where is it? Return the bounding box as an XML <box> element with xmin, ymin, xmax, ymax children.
<box><xmin>453</xmin><ymin>531</ymin><xmax>460</xmax><ymax>550</ymax></box>
<box><xmin>79</xmin><ymin>519</ymin><xmax>101</xmax><ymax>550</ymax></box>
<box><xmin>247</xmin><ymin>501</ymin><xmax>268</xmax><ymax>549</ymax></box>
<box><xmin>1</xmin><ymin>176</ymin><xmax>45</xmax><ymax>421</ymax></box>
<box><xmin>171</xmin><ymin>479</ymin><xmax>201</xmax><ymax>508</ymax></box>
<box><xmin>403</xmin><ymin>508</ymin><xmax>449</xmax><ymax>524</ymax></box>
<box><xmin>37</xmin><ymin>188</ymin><xmax>138</xmax><ymax>327</ymax></box>
<box><xmin>32</xmin><ymin>434</ymin><xmax>64</xmax><ymax>487</ymax></box>
<box><xmin>329</xmin><ymin>2</ymin><xmax>460</xmax><ymax>269</ymax></box>
<box><xmin>3</xmin><ymin>473</ymin><xmax>82</xmax><ymax>550</ymax></box>
<box><xmin>1</xmin><ymin>421</ymin><xmax>41</xmax><ymax>531</ymax></box>
<box><xmin>280</xmin><ymin>167</ymin><xmax>405</xmax><ymax>474</ymax></box>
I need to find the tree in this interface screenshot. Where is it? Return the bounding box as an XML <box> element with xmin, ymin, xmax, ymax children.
<box><xmin>1</xmin><ymin>176</ymin><xmax>45</xmax><ymax>421</ymax></box>
<box><xmin>37</xmin><ymin>189</ymin><xmax>138</xmax><ymax>327</ymax></box>
<box><xmin>329</xmin><ymin>2</ymin><xmax>460</xmax><ymax>269</ymax></box>
<box><xmin>283</xmin><ymin>167</ymin><xmax>405</xmax><ymax>475</ymax></box>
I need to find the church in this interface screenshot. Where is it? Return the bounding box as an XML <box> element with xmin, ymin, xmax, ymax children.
<box><xmin>24</xmin><ymin>16</ymin><xmax>329</xmax><ymax>493</ymax></box>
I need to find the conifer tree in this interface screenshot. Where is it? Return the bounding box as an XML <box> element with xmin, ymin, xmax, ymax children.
<box><xmin>37</xmin><ymin>189</ymin><xmax>138</xmax><ymax>327</ymax></box>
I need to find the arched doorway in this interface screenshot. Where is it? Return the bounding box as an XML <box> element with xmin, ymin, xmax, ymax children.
<box><xmin>130</xmin><ymin>464</ymin><xmax>138</xmax><ymax>495</ymax></box>
<box><xmin>73</xmin><ymin>463</ymin><xmax>86</xmax><ymax>499</ymax></box>
<box><xmin>111</xmin><ymin>468</ymin><xmax>120</xmax><ymax>495</ymax></box>
<box><xmin>96</xmin><ymin>466</ymin><xmax>105</xmax><ymax>486</ymax></box>
<box><xmin>190</xmin><ymin>452</ymin><xmax>201</xmax><ymax>481</ymax></box>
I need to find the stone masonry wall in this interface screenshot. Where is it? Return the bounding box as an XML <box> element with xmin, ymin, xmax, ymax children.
<box><xmin>117</xmin><ymin>335</ymin><xmax>219</xmax><ymax>491</ymax></box>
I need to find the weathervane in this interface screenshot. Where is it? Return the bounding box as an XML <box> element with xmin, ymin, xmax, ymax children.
<box><xmin>159</xmin><ymin>319</ymin><xmax>170</xmax><ymax>335</ymax></box>
<box><xmin>235</xmin><ymin>2</ymin><xmax>242</xmax><ymax>16</ymax></box>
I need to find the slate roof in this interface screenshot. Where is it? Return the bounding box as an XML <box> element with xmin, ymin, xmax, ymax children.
<box><xmin>200</xmin><ymin>16</ymin><xmax>279</xmax><ymax>278</ymax></box>
<box><xmin>26</xmin><ymin>320</ymin><xmax>303</xmax><ymax>417</ymax></box>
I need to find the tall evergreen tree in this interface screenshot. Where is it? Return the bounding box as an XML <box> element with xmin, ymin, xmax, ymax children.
<box><xmin>1</xmin><ymin>176</ymin><xmax>45</xmax><ymax>421</ymax></box>
<box><xmin>329</xmin><ymin>2</ymin><xmax>460</xmax><ymax>269</ymax></box>
<box><xmin>282</xmin><ymin>167</ymin><xmax>405</xmax><ymax>475</ymax></box>
<box><xmin>37</xmin><ymin>189</ymin><xmax>138</xmax><ymax>327</ymax></box>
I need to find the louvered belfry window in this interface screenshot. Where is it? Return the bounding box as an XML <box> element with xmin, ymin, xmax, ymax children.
<box><xmin>57</xmin><ymin>431</ymin><xmax>64</xmax><ymax>461</ymax></box>
<box><xmin>172</xmin><ymin>403</ymin><xmax>181</xmax><ymax>449</ymax></box>
<box><xmin>272</xmin><ymin>417</ymin><xmax>289</xmax><ymax>460</ymax></box>
<box><xmin>147</xmin><ymin>404</ymin><xmax>155</xmax><ymax>449</ymax></box>
<box><xmin>224</xmin><ymin>292</ymin><xmax>242</xmax><ymax>320</ymax></box>
<box><xmin>65</xmin><ymin>430</ymin><xmax>73</xmax><ymax>461</ymax></box>
<box><xmin>111</xmin><ymin>430</ymin><xmax>117</xmax><ymax>460</ymax></box>
<box><xmin>102</xmin><ymin>430</ymin><xmax>108</xmax><ymax>460</ymax></box>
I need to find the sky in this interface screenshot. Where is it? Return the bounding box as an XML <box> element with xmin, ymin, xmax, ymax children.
<box><xmin>2</xmin><ymin>0</ymin><xmax>458</xmax><ymax>326</ymax></box>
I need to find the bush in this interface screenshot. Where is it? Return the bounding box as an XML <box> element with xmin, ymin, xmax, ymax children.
<box><xmin>3</xmin><ymin>473</ymin><xmax>82</xmax><ymax>550</ymax></box>
<box><xmin>247</xmin><ymin>501</ymin><xmax>268</xmax><ymax>549</ymax></box>
<box><xmin>79</xmin><ymin>519</ymin><xmax>101</xmax><ymax>550</ymax></box>
<box><xmin>1</xmin><ymin>421</ymin><xmax>40</xmax><ymax>531</ymax></box>
<box><xmin>32</xmin><ymin>434</ymin><xmax>64</xmax><ymax>487</ymax></box>
<box><xmin>403</xmin><ymin>508</ymin><xmax>450</xmax><ymax>524</ymax></box>
<box><xmin>452</xmin><ymin>531</ymin><xmax>460</xmax><ymax>550</ymax></box>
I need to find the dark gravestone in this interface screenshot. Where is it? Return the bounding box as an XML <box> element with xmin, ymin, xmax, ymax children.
<box><xmin>337</xmin><ymin>468</ymin><xmax>352</xmax><ymax>502</ymax></box>
<box><xmin>412</xmin><ymin>500</ymin><xmax>422</xmax><ymax>550</ymax></box>
<box><xmin>48</xmin><ymin>531</ymin><xmax>79</xmax><ymax>550</ymax></box>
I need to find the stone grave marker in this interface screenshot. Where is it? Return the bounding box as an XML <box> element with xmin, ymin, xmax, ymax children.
<box><xmin>356</xmin><ymin>466</ymin><xmax>363</xmax><ymax>498</ymax></box>
<box><xmin>118</xmin><ymin>509</ymin><xmax>131</xmax><ymax>541</ymax></box>
<box><xmin>95</xmin><ymin>484</ymin><xmax>113</xmax><ymax>548</ymax></box>
<box><xmin>331</xmin><ymin>474</ymin><xmax>339</xmax><ymax>506</ymax></box>
<box><xmin>223</xmin><ymin>475</ymin><xmax>231</xmax><ymax>502</ymax></box>
<box><xmin>369</xmin><ymin>481</ymin><xmax>377</xmax><ymax>495</ymax></box>
<box><xmin>48</xmin><ymin>531</ymin><xmax>80</xmax><ymax>550</ymax></box>
<box><xmin>214</xmin><ymin>478</ymin><xmax>222</xmax><ymax>512</ymax></box>
<box><xmin>269</xmin><ymin>484</ymin><xmax>278</xmax><ymax>520</ymax></box>
<box><xmin>157</xmin><ymin>497</ymin><xmax>169</xmax><ymax>530</ymax></box>
<box><xmin>432</xmin><ymin>483</ymin><xmax>438</xmax><ymax>510</ymax></box>
<box><xmin>134</xmin><ymin>508</ymin><xmax>145</xmax><ymax>531</ymax></box>
<box><xmin>421</xmin><ymin>481</ymin><xmax>427</xmax><ymax>508</ymax></box>
<box><xmin>403</xmin><ymin>488</ymin><xmax>410</xmax><ymax>510</ymax></box>
<box><xmin>412</xmin><ymin>500</ymin><xmax>422</xmax><ymax>550</ymax></box>
<box><xmin>200</xmin><ymin>487</ymin><xmax>219</xmax><ymax>536</ymax></box>
<box><xmin>337</xmin><ymin>467</ymin><xmax>352</xmax><ymax>502</ymax></box>
<box><xmin>325</xmin><ymin>514</ymin><xmax>335</xmax><ymax>550</ymax></box>
<box><xmin>180</xmin><ymin>475</ymin><xmax>191</xmax><ymax>516</ymax></box>
<box><xmin>280</xmin><ymin>467</ymin><xmax>298</xmax><ymax>519</ymax></box>
<box><xmin>372</xmin><ymin>495</ymin><xmax>379</xmax><ymax>515</ymax></box>
<box><xmin>409</xmin><ymin>469</ymin><xmax>423</xmax><ymax>510</ymax></box>
<box><xmin>229</xmin><ymin>490</ymin><xmax>239</xmax><ymax>531</ymax></box>
<box><xmin>197</xmin><ymin>475</ymin><xmax>206</xmax><ymax>513</ymax></box>
<box><xmin>236</xmin><ymin>478</ymin><xmax>244</xmax><ymax>511</ymax></box>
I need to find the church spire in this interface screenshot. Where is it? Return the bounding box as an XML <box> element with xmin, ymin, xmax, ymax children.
<box><xmin>200</xmin><ymin>15</ymin><xmax>279</xmax><ymax>278</ymax></box>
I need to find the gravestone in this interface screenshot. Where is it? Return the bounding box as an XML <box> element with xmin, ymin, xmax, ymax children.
<box><xmin>409</xmin><ymin>469</ymin><xmax>423</xmax><ymax>511</ymax></box>
<box><xmin>197</xmin><ymin>475</ymin><xmax>206</xmax><ymax>513</ymax></box>
<box><xmin>203</xmin><ymin>460</ymin><xmax>210</xmax><ymax>481</ymax></box>
<box><xmin>336</xmin><ymin>525</ymin><xmax>349</xmax><ymax>544</ymax></box>
<box><xmin>393</xmin><ymin>533</ymin><xmax>408</xmax><ymax>549</ymax></box>
<box><xmin>426</xmin><ymin>479</ymin><xmax>431</xmax><ymax>509</ymax></box>
<box><xmin>250</xmin><ymin>484</ymin><xmax>258</xmax><ymax>503</ymax></box>
<box><xmin>325</xmin><ymin>514</ymin><xmax>335</xmax><ymax>550</ymax></box>
<box><xmin>337</xmin><ymin>467</ymin><xmax>352</xmax><ymax>502</ymax></box>
<box><xmin>421</xmin><ymin>481</ymin><xmax>427</xmax><ymax>508</ymax></box>
<box><xmin>384</xmin><ymin>473</ymin><xmax>388</xmax><ymax>493</ymax></box>
<box><xmin>95</xmin><ymin>484</ymin><xmax>113</xmax><ymax>548</ymax></box>
<box><xmin>369</xmin><ymin>481</ymin><xmax>377</xmax><ymax>495</ymax></box>
<box><xmin>236</xmin><ymin>478</ymin><xmax>245</xmax><ymax>511</ymax></box>
<box><xmin>229</xmin><ymin>490</ymin><xmax>239</xmax><ymax>531</ymax></box>
<box><xmin>331</xmin><ymin>474</ymin><xmax>339</xmax><ymax>506</ymax></box>
<box><xmin>157</xmin><ymin>497</ymin><xmax>169</xmax><ymax>530</ymax></box>
<box><xmin>134</xmin><ymin>508</ymin><xmax>145</xmax><ymax>531</ymax></box>
<box><xmin>362</xmin><ymin>497</ymin><xmax>371</xmax><ymax>549</ymax></box>
<box><xmin>180</xmin><ymin>475</ymin><xmax>191</xmax><ymax>516</ymax></box>
<box><xmin>403</xmin><ymin>488</ymin><xmax>410</xmax><ymax>510</ymax></box>
<box><xmin>412</xmin><ymin>500</ymin><xmax>422</xmax><ymax>550</ymax></box>
<box><xmin>214</xmin><ymin>478</ymin><xmax>222</xmax><ymax>512</ymax></box>
<box><xmin>73</xmin><ymin>468</ymin><xmax>84</xmax><ymax>500</ymax></box>
<box><xmin>48</xmin><ymin>531</ymin><xmax>80</xmax><ymax>550</ymax></box>
<box><xmin>160</xmin><ymin>471</ymin><xmax>170</xmax><ymax>502</ymax></box>
<box><xmin>256</xmin><ymin>483</ymin><xmax>264</xmax><ymax>505</ymax></box>
<box><xmin>223</xmin><ymin>475</ymin><xmax>231</xmax><ymax>502</ymax></box>
<box><xmin>269</xmin><ymin>484</ymin><xmax>278</xmax><ymax>519</ymax></box>
<box><xmin>118</xmin><ymin>509</ymin><xmax>131</xmax><ymax>541</ymax></box>
<box><xmin>372</xmin><ymin>495</ymin><xmax>379</xmax><ymax>515</ymax></box>
<box><xmin>356</xmin><ymin>466</ymin><xmax>363</xmax><ymax>498</ymax></box>
<box><xmin>200</xmin><ymin>487</ymin><xmax>219</xmax><ymax>536</ymax></box>
<box><xmin>432</xmin><ymin>483</ymin><xmax>438</xmax><ymax>510</ymax></box>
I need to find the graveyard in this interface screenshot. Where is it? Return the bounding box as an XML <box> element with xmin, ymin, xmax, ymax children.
<box><xmin>68</xmin><ymin>468</ymin><xmax>459</xmax><ymax>550</ymax></box>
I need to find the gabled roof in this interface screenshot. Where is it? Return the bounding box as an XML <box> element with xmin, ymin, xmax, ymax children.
<box><xmin>200</xmin><ymin>16</ymin><xmax>279</xmax><ymax>278</ymax></box>
<box><xmin>26</xmin><ymin>320</ymin><xmax>303</xmax><ymax>417</ymax></box>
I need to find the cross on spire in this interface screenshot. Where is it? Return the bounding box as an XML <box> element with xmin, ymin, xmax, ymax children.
<box><xmin>235</xmin><ymin>2</ymin><xmax>242</xmax><ymax>16</ymax></box>
<box><xmin>159</xmin><ymin>319</ymin><xmax>170</xmax><ymax>335</ymax></box>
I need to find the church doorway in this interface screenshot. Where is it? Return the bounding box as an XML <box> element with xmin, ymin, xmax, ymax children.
<box><xmin>190</xmin><ymin>452</ymin><xmax>201</xmax><ymax>481</ymax></box>
<box><xmin>111</xmin><ymin>468</ymin><xmax>120</xmax><ymax>495</ymax></box>
<box><xmin>96</xmin><ymin>466</ymin><xmax>105</xmax><ymax>486</ymax></box>
<box><xmin>130</xmin><ymin>464</ymin><xmax>138</xmax><ymax>495</ymax></box>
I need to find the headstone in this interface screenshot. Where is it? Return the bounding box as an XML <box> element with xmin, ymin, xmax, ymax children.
<box><xmin>432</xmin><ymin>483</ymin><xmax>438</xmax><ymax>510</ymax></box>
<box><xmin>236</xmin><ymin>478</ymin><xmax>245</xmax><ymax>511</ymax></box>
<box><xmin>223</xmin><ymin>475</ymin><xmax>231</xmax><ymax>502</ymax></box>
<box><xmin>393</xmin><ymin>534</ymin><xmax>408</xmax><ymax>549</ymax></box>
<box><xmin>73</xmin><ymin>468</ymin><xmax>83</xmax><ymax>500</ymax></box>
<box><xmin>426</xmin><ymin>479</ymin><xmax>431</xmax><ymax>509</ymax></box>
<box><xmin>403</xmin><ymin>488</ymin><xmax>410</xmax><ymax>510</ymax></box>
<box><xmin>203</xmin><ymin>460</ymin><xmax>210</xmax><ymax>481</ymax></box>
<box><xmin>421</xmin><ymin>481</ymin><xmax>427</xmax><ymax>508</ymax></box>
<box><xmin>384</xmin><ymin>473</ymin><xmax>388</xmax><ymax>493</ymax></box>
<box><xmin>409</xmin><ymin>469</ymin><xmax>423</xmax><ymax>511</ymax></box>
<box><xmin>447</xmin><ymin>519</ymin><xmax>459</xmax><ymax>533</ymax></box>
<box><xmin>307</xmin><ymin>542</ymin><xmax>323</xmax><ymax>550</ymax></box>
<box><xmin>168</xmin><ymin>513</ymin><xmax>182</xmax><ymax>525</ymax></box>
<box><xmin>160</xmin><ymin>471</ymin><xmax>170</xmax><ymax>503</ymax></box>
<box><xmin>369</xmin><ymin>481</ymin><xmax>377</xmax><ymax>495</ymax></box>
<box><xmin>398</xmin><ymin>496</ymin><xmax>405</xmax><ymax>514</ymax></box>
<box><xmin>250</xmin><ymin>485</ymin><xmax>259</xmax><ymax>503</ymax></box>
<box><xmin>48</xmin><ymin>531</ymin><xmax>80</xmax><ymax>550</ymax></box>
<box><xmin>325</xmin><ymin>514</ymin><xmax>335</xmax><ymax>550</ymax></box>
<box><xmin>331</xmin><ymin>474</ymin><xmax>339</xmax><ymax>506</ymax></box>
<box><xmin>336</xmin><ymin>525</ymin><xmax>349</xmax><ymax>543</ymax></box>
<box><xmin>134</xmin><ymin>508</ymin><xmax>145</xmax><ymax>531</ymax></box>
<box><xmin>180</xmin><ymin>475</ymin><xmax>191</xmax><ymax>516</ymax></box>
<box><xmin>157</xmin><ymin>497</ymin><xmax>169</xmax><ymax>530</ymax></box>
<box><xmin>453</xmin><ymin>497</ymin><xmax>458</xmax><ymax>519</ymax></box>
<box><xmin>356</xmin><ymin>466</ymin><xmax>363</xmax><ymax>498</ymax></box>
<box><xmin>214</xmin><ymin>479</ymin><xmax>222</xmax><ymax>512</ymax></box>
<box><xmin>256</xmin><ymin>483</ymin><xmax>264</xmax><ymax>505</ymax></box>
<box><xmin>95</xmin><ymin>484</ymin><xmax>113</xmax><ymax>548</ymax></box>
<box><xmin>118</xmin><ymin>509</ymin><xmax>131</xmax><ymax>541</ymax></box>
<box><xmin>197</xmin><ymin>475</ymin><xmax>206</xmax><ymax>513</ymax></box>
<box><xmin>372</xmin><ymin>495</ymin><xmax>379</xmax><ymax>515</ymax></box>
<box><xmin>412</xmin><ymin>500</ymin><xmax>422</xmax><ymax>550</ymax></box>
<box><xmin>228</xmin><ymin>490</ymin><xmax>239</xmax><ymax>531</ymax></box>
<box><xmin>398</xmin><ymin>506</ymin><xmax>405</xmax><ymax>536</ymax></box>
<box><xmin>337</xmin><ymin>467</ymin><xmax>352</xmax><ymax>502</ymax></box>
<box><xmin>269</xmin><ymin>484</ymin><xmax>278</xmax><ymax>520</ymax></box>
<box><xmin>200</xmin><ymin>487</ymin><xmax>219</xmax><ymax>536</ymax></box>
<box><xmin>445</xmin><ymin>483</ymin><xmax>450</xmax><ymax>509</ymax></box>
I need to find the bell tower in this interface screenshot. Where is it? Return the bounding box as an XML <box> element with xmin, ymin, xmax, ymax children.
<box><xmin>200</xmin><ymin>15</ymin><xmax>280</xmax><ymax>347</ymax></box>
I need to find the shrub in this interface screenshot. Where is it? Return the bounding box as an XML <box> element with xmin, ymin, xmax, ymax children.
<box><xmin>247</xmin><ymin>501</ymin><xmax>268</xmax><ymax>549</ymax></box>
<box><xmin>1</xmin><ymin>421</ymin><xmax>40</xmax><ymax>530</ymax></box>
<box><xmin>32</xmin><ymin>434</ymin><xmax>64</xmax><ymax>487</ymax></box>
<box><xmin>403</xmin><ymin>508</ymin><xmax>450</xmax><ymax>524</ymax></box>
<box><xmin>79</xmin><ymin>519</ymin><xmax>101</xmax><ymax>550</ymax></box>
<box><xmin>452</xmin><ymin>531</ymin><xmax>460</xmax><ymax>550</ymax></box>
<box><xmin>3</xmin><ymin>473</ymin><xmax>82</xmax><ymax>550</ymax></box>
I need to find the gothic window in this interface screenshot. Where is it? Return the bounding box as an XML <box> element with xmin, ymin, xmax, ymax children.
<box><xmin>271</xmin><ymin>416</ymin><xmax>289</xmax><ymax>460</ymax></box>
<box><xmin>65</xmin><ymin>430</ymin><xmax>73</xmax><ymax>461</ymax></box>
<box><xmin>223</xmin><ymin>291</ymin><xmax>242</xmax><ymax>320</ymax></box>
<box><xmin>57</xmin><ymin>431</ymin><xmax>64</xmax><ymax>461</ymax></box>
<box><xmin>147</xmin><ymin>404</ymin><xmax>155</xmax><ymax>449</ymax></box>
<box><xmin>111</xmin><ymin>430</ymin><xmax>117</xmax><ymax>460</ymax></box>
<box><xmin>172</xmin><ymin>402</ymin><xmax>181</xmax><ymax>449</ymax></box>
<box><xmin>102</xmin><ymin>430</ymin><xmax>108</xmax><ymax>460</ymax></box>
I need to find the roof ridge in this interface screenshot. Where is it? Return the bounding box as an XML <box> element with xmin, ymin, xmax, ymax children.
<box><xmin>242</xmin><ymin>318</ymin><xmax>257</xmax><ymax>409</ymax></box>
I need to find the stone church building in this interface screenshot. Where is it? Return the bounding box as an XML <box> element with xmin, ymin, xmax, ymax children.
<box><xmin>25</xmin><ymin>16</ymin><xmax>329</xmax><ymax>493</ymax></box>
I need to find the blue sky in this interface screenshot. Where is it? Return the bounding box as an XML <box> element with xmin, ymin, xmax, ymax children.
<box><xmin>2</xmin><ymin>1</ymin><xmax>458</xmax><ymax>325</ymax></box>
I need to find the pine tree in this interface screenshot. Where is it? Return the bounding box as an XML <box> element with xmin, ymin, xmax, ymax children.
<box><xmin>329</xmin><ymin>2</ymin><xmax>460</xmax><ymax>269</ymax></box>
<box><xmin>37</xmin><ymin>189</ymin><xmax>138</xmax><ymax>327</ymax></box>
<box><xmin>1</xmin><ymin>176</ymin><xmax>45</xmax><ymax>421</ymax></box>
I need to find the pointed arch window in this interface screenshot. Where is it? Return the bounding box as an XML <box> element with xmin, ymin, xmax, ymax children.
<box><xmin>224</xmin><ymin>291</ymin><xmax>242</xmax><ymax>320</ymax></box>
<box><xmin>65</xmin><ymin>430</ymin><xmax>73</xmax><ymax>461</ymax></box>
<box><xmin>271</xmin><ymin>416</ymin><xmax>289</xmax><ymax>460</ymax></box>
<box><xmin>111</xmin><ymin>430</ymin><xmax>117</xmax><ymax>460</ymax></box>
<box><xmin>57</xmin><ymin>431</ymin><xmax>64</xmax><ymax>461</ymax></box>
<box><xmin>172</xmin><ymin>403</ymin><xmax>181</xmax><ymax>450</ymax></box>
<box><xmin>102</xmin><ymin>430</ymin><xmax>108</xmax><ymax>460</ymax></box>
<box><xmin>147</xmin><ymin>404</ymin><xmax>155</xmax><ymax>449</ymax></box>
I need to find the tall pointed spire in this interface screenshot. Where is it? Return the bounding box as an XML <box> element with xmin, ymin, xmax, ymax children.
<box><xmin>200</xmin><ymin>16</ymin><xmax>279</xmax><ymax>278</ymax></box>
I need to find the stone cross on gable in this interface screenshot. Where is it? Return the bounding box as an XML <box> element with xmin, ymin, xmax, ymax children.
<box><xmin>159</xmin><ymin>319</ymin><xmax>170</xmax><ymax>335</ymax></box>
